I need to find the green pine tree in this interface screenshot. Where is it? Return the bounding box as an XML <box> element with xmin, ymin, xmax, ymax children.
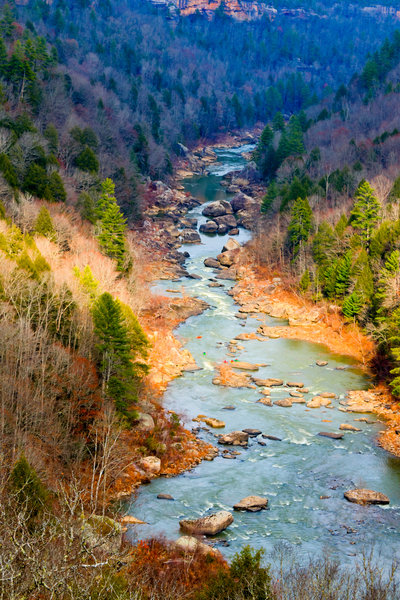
<box><xmin>47</xmin><ymin>171</ymin><xmax>66</xmax><ymax>202</ymax></box>
<box><xmin>312</xmin><ymin>221</ymin><xmax>335</xmax><ymax>266</ymax></box>
<box><xmin>288</xmin><ymin>196</ymin><xmax>313</xmax><ymax>257</ymax></box>
<box><xmin>92</xmin><ymin>292</ymin><xmax>148</xmax><ymax>420</ymax></box>
<box><xmin>74</xmin><ymin>146</ymin><xmax>99</xmax><ymax>173</ymax></box>
<box><xmin>350</xmin><ymin>181</ymin><xmax>380</xmax><ymax>249</ymax></box>
<box><xmin>299</xmin><ymin>269</ymin><xmax>310</xmax><ymax>292</ymax></box>
<box><xmin>353</xmin><ymin>248</ymin><xmax>374</xmax><ymax>301</ymax></box>
<box><xmin>335</xmin><ymin>251</ymin><xmax>352</xmax><ymax>297</ymax></box>
<box><xmin>261</xmin><ymin>181</ymin><xmax>278</xmax><ymax>214</ymax></box>
<box><xmin>96</xmin><ymin>179</ymin><xmax>127</xmax><ymax>270</ymax></box>
<box><xmin>335</xmin><ymin>214</ymin><xmax>349</xmax><ymax>238</ymax></box>
<box><xmin>342</xmin><ymin>291</ymin><xmax>363</xmax><ymax>319</ymax></box>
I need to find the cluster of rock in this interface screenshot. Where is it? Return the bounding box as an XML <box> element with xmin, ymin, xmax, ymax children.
<box><xmin>200</xmin><ymin>191</ymin><xmax>259</xmax><ymax>235</ymax></box>
<box><xmin>203</xmin><ymin>237</ymin><xmax>243</xmax><ymax>282</ymax></box>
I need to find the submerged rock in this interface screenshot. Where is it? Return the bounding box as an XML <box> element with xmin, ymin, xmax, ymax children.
<box><xmin>179</xmin><ymin>511</ymin><xmax>234</xmax><ymax>536</ymax></box>
<box><xmin>231</xmin><ymin>361</ymin><xmax>260</xmax><ymax>371</ymax></box>
<box><xmin>157</xmin><ymin>494</ymin><xmax>175</xmax><ymax>500</ymax></box>
<box><xmin>287</xmin><ymin>382</ymin><xmax>304</xmax><ymax>388</ymax></box>
<box><xmin>318</xmin><ymin>432</ymin><xmax>344</xmax><ymax>440</ymax></box>
<box><xmin>253</xmin><ymin>377</ymin><xmax>283</xmax><ymax>387</ymax></box>
<box><xmin>262</xmin><ymin>435</ymin><xmax>282</xmax><ymax>441</ymax></box>
<box><xmin>344</xmin><ymin>489</ymin><xmax>390</xmax><ymax>505</ymax></box>
<box><xmin>233</xmin><ymin>496</ymin><xmax>268</xmax><ymax>512</ymax></box>
<box><xmin>242</xmin><ymin>428</ymin><xmax>262</xmax><ymax>437</ymax></box>
<box><xmin>307</xmin><ymin>396</ymin><xmax>332</xmax><ymax>408</ymax></box>
<box><xmin>339</xmin><ymin>424</ymin><xmax>361</xmax><ymax>431</ymax></box>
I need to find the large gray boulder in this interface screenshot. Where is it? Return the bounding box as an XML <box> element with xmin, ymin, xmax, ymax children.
<box><xmin>180</xmin><ymin>229</ymin><xmax>201</xmax><ymax>244</ymax></box>
<box><xmin>222</xmin><ymin>238</ymin><xmax>241</xmax><ymax>252</ymax></box>
<box><xmin>199</xmin><ymin>220</ymin><xmax>218</xmax><ymax>234</ymax></box>
<box><xmin>204</xmin><ymin>257</ymin><xmax>221</xmax><ymax>268</ymax></box>
<box><xmin>179</xmin><ymin>511</ymin><xmax>234</xmax><ymax>535</ymax></box>
<box><xmin>344</xmin><ymin>488</ymin><xmax>390</xmax><ymax>505</ymax></box>
<box><xmin>230</xmin><ymin>192</ymin><xmax>255</xmax><ymax>213</ymax></box>
<box><xmin>136</xmin><ymin>413</ymin><xmax>155</xmax><ymax>432</ymax></box>
<box><xmin>202</xmin><ymin>201</ymin><xmax>232</xmax><ymax>218</ymax></box>
<box><xmin>214</xmin><ymin>215</ymin><xmax>237</xmax><ymax>229</ymax></box>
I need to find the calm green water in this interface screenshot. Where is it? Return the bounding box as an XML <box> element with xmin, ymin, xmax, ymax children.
<box><xmin>128</xmin><ymin>146</ymin><xmax>400</xmax><ymax>564</ymax></box>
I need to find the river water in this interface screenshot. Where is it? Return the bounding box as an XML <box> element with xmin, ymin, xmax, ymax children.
<box><xmin>129</xmin><ymin>145</ymin><xmax>400</xmax><ymax>565</ymax></box>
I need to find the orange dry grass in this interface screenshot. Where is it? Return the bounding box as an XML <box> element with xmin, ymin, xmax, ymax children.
<box><xmin>235</xmin><ymin>263</ymin><xmax>375</xmax><ymax>366</ymax></box>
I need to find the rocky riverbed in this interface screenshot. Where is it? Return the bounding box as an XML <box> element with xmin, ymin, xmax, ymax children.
<box><xmin>125</xmin><ymin>143</ymin><xmax>400</xmax><ymax>564</ymax></box>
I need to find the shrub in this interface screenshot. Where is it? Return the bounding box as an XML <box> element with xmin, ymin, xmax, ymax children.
<box><xmin>197</xmin><ymin>546</ymin><xmax>275</xmax><ymax>600</ymax></box>
<box><xmin>9</xmin><ymin>454</ymin><xmax>50</xmax><ymax>523</ymax></box>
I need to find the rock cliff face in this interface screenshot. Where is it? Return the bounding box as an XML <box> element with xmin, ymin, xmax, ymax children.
<box><xmin>152</xmin><ymin>0</ymin><xmax>277</xmax><ymax>21</ymax></box>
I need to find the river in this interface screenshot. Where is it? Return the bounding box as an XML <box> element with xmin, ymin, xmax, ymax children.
<box><xmin>128</xmin><ymin>145</ymin><xmax>400</xmax><ymax>565</ymax></box>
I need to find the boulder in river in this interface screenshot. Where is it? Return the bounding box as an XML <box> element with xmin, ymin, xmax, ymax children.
<box><xmin>318</xmin><ymin>432</ymin><xmax>344</xmax><ymax>440</ymax></box>
<box><xmin>253</xmin><ymin>378</ymin><xmax>283</xmax><ymax>387</ymax></box>
<box><xmin>218</xmin><ymin>431</ymin><xmax>249</xmax><ymax>446</ymax></box>
<box><xmin>230</xmin><ymin>192</ymin><xmax>255</xmax><ymax>213</ymax></box>
<box><xmin>202</xmin><ymin>201</ymin><xmax>232</xmax><ymax>218</ymax></box>
<box><xmin>233</xmin><ymin>496</ymin><xmax>268</xmax><ymax>512</ymax></box>
<box><xmin>320</xmin><ymin>392</ymin><xmax>337</xmax><ymax>399</ymax></box>
<box><xmin>204</xmin><ymin>257</ymin><xmax>221</xmax><ymax>269</ymax></box>
<box><xmin>179</xmin><ymin>511</ymin><xmax>234</xmax><ymax>536</ymax></box>
<box><xmin>287</xmin><ymin>382</ymin><xmax>304</xmax><ymax>388</ymax></box>
<box><xmin>180</xmin><ymin>229</ymin><xmax>201</xmax><ymax>244</ymax></box>
<box><xmin>202</xmin><ymin>417</ymin><xmax>225</xmax><ymax>429</ymax></box>
<box><xmin>231</xmin><ymin>361</ymin><xmax>259</xmax><ymax>371</ymax></box>
<box><xmin>274</xmin><ymin>398</ymin><xmax>293</xmax><ymax>407</ymax></box>
<box><xmin>262</xmin><ymin>435</ymin><xmax>282</xmax><ymax>441</ymax></box>
<box><xmin>199</xmin><ymin>221</ymin><xmax>218</xmax><ymax>234</ymax></box>
<box><xmin>157</xmin><ymin>494</ymin><xmax>174</xmax><ymax>500</ymax></box>
<box><xmin>257</xmin><ymin>398</ymin><xmax>272</xmax><ymax>406</ymax></box>
<box><xmin>214</xmin><ymin>214</ymin><xmax>237</xmax><ymax>229</ymax></box>
<box><xmin>217</xmin><ymin>250</ymin><xmax>238</xmax><ymax>267</ymax></box>
<box><xmin>316</xmin><ymin>360</ymin><xmax>328</xmax><ymax>367</ymax></box>
<box><xmin>242</xmin><ymin>428</ymin><xmax>262</xmax><ymax>437</ymax></box>
<box><xmin>344</xmin><ymin>488</ymin><xmax>390</xmax><ymax>505</ymax></box>
<box><xmin>307</xmin><ymin>396</ymin><xmax>332</xmax><ymax>408</ymax></box>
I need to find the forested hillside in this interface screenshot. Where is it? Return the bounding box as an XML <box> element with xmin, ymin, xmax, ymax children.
<box><xmin>252</xmin><ymin>29</ymin><xmax>400</xmax><ymax>392</ymax></box>
<box><xmin>3</xmin><ymin>0</ymin><xmax>398</xmax><ymax>218</ymax></box>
